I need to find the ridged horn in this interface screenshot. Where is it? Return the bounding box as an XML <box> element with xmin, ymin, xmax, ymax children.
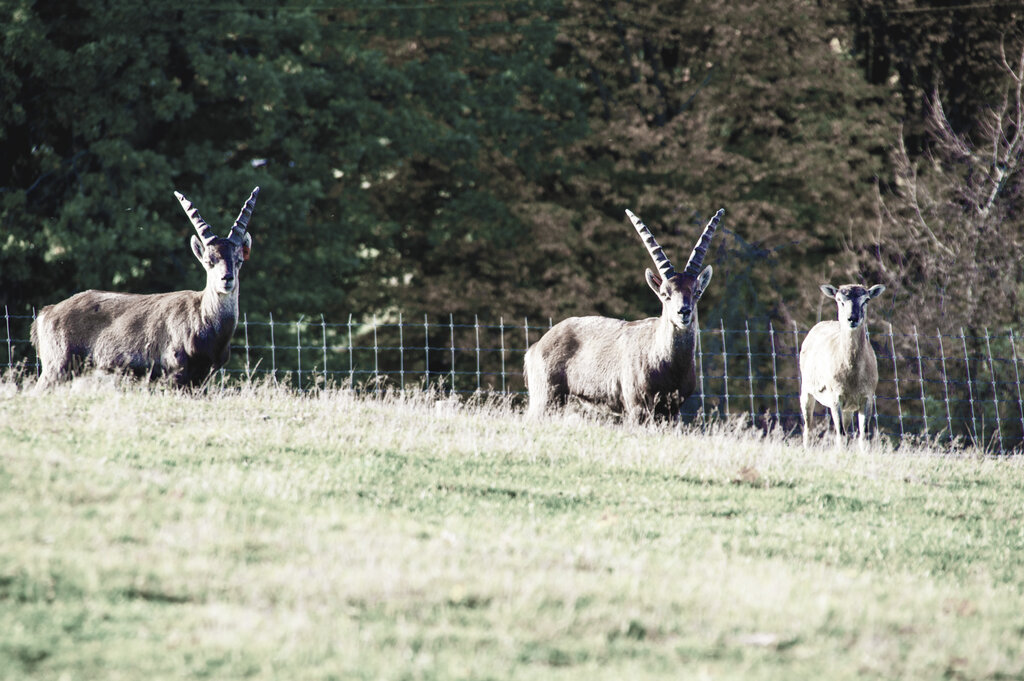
<box><xmin>228</xmin><ymin>186</ymin><xmax>260</xmax><ymax>244</ymax></box>
<box><xmin>683</xmin><ymin>208</ymin><xmax>724</xmax><ymax>277</ymax></box>
<box><xmin>175</xmin><ymin>191</ymin><xmax>217</xmax><ymax>244</ymax></box>
<box><xmin>625</xmin><ymin>209</ymin><xmax>675</xmax><ymax>279</ymax></box>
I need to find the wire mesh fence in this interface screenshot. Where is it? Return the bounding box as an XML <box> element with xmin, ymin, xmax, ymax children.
<box><xmin>5</xmin><ymin>305</ymin><xmax>1024</xmax><ymax>451</ymax></box>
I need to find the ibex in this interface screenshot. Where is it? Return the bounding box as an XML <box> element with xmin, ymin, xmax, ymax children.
<box><xmin>524</xmin><ymin>207</ymin><xmax>723</xmax><ymax>421</ymax></box>
<box><xmin>31</xmin><ymin>187</ymin><xmax>260</xmax><ymax>389</ymax></box>
<box><xmin>799</xmin><ymin>283</ymin><xmax>886</xmax><ymax>448</ymax></box>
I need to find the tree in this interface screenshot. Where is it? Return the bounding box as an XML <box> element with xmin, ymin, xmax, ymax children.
<box><xmin>0</xmin><ymin>0</ymin><xmax>588</xmax><ymax>321</ymax></box>
<box><xmin>852</xmin><ymin>42</ymin><xmax>1024</xmax><ymax>334</ymax></box>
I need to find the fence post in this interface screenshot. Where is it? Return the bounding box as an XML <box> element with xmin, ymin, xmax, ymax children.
<box><xmin>1009</xmin><ymin>329</ymin><xmax>1024</xmax><ymax>445</ymax></box>
<box><xmin>348</xmin><ymin>313</ymin><xmax>355</xmax><ymax>389</ymax></box>
<box><xmin>696</xmin><ymin>325</ymin><xmax>706</xmax><ymax>422</ymax></box>
<box><xmin>372</xmin><ymin>314</ymin><xmax>380</xmax><ymax>394</ymax></box>
<box><xmin>424</xmin><ymin>314</ymin><xmax>430</xmax><ymax>390</ymax></box>
<box><xmin>720</xmin><ymin>319</ymin><xmax>730</xmax><ymax>418</ymax></box>
<box><xmin>913</xmin><ymin>325</ymin><xmax>928</xmax><ymax>441</ymax></box>
<box><xmin>524</xmin><ymin>317</ymin><xmax>530</xmax><ymax>350</ymax></box>
<box><xmin>888</xmin><ymin>323</ymin><xmax>904</xmax><ymax>442</ymax></box>
<box><xmin>744</xmin><ymin>320</ymin><xmax>755</xmax><ymax>428</ymax></box>
<box><xmin>499</xmin><ymin>316</ymin><xmax>507</xmax><ymax>394</ymax></box>
<box><xmin>475</xmin><ymin>314</ymin><xmax>481</xmax><ymax>392</ymax></box>
<box><xmin>321</xmin><ymin>313</ymin><xmax>328</xmax><ymax>386</ymax></box>
<box><xmin>768</xmin><ymin>321</ymin><xmax>781</xmax><ymax>428</ymax></box>
<box><xmin>269</xmin><ymin>311</ymin><xmax>277</xmax><ymax>382</ymax></box>
<box><xmin>937</xmin><ymin>330</ymin><xmax>953</xmax><ymax>442</ymax></box>
<box><xmin>984</xmin><ymin>327</ymin><xmax>1003</xmax><ymax>454</ymax></box>
<box><xmin>5</xmin><ymin>305</ymin><xmax>12</xmax><ymax>372</ymax></box>
<box><xmin>243</xmin><ymin>313</ymin><xmax>251</xmax><ymax>378</ymax></box>
<box><xmin>962</xmin><ymin>328</ymin><xmax>979</xmax><ymax>444</ymax></box>
<box><xmin>296</xmin><ymin>315</ymin><xmax>304</xmax><ymax>390</ymax></box>
<box><xmin>449</xmin><ymin>313</ymin><xmax>456</xmax><ymax>393</ymax></box>
<box><xmin>398</xmin><ymin>312</ymin><xmax>405</xmax><ymax>391</ymax></box>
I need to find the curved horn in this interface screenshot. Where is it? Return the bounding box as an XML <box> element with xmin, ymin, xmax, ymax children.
<box><xmin>228</xmin><ymin>186</ymin><xmax>260</xmax><ymax>244</ymax></box>
<box><xmin>683</xmin><ymin>208</ymin><xmax>724</xmax><ymax>276</ymax></box>
<box><xmin>175</xmin><ymin>191</ymin><xmax>217</xmax><ymax>244</ymax></box>
<box><xmin>625</xmin><ymin>209</ymin><xmax>675</xmax><ymax>279</ymax></box>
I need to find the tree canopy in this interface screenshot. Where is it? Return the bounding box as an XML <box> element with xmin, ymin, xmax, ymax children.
<box><xmin>2</xmin><ymin>0</ymin><xmax>1022</xmax><ymax>331</ymax></box>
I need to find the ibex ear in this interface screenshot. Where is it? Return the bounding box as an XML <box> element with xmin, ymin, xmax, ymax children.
<box><xmin>242</xmin><ymin>233</ymin><xmax>252</xmax><ymax>261</ymax></box>
<box><xmin>645</xmin><ymin>269</ymin><xmax>663</xmax><ymax>296</ymax></box>
<box><xmin>868</xmin><ymin>284</ymin><xmax>885</xmax><ymax>299</ymax></box>
<box><xmin>696</xmin><ymin>265</ymin><xmax>713</xmax><ymax>296</ymax></box>
<box><xmin>820</xmin><ymin>284</ymin><xmax>838</xmax><ymax>298</ymax></box>
<box><xmin>191</xmin><ymin>235</ymin><xmax>205</xmax><ymax>262</ymax></box>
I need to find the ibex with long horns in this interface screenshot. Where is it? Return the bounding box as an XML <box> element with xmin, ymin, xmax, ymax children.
<box><xmin>799</xmin><ymin>283</ymin><xmax>886</xmax><ymax>448</ymax></box>
<box><xmin>524</xmin><ymin>207</ymin><xmax>723</xmax><ymax>420</ymax></box>
<box><xmin>31</xmin><ymin>187</ymin><xmax>260</xmax><ymax>389</ymax></box>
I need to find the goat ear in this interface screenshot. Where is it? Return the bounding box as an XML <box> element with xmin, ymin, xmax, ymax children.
<box><xmin>645</xmin><ymin>268</ymin><xmax>663</xmax><ymax>296</ymax></box>
<box><xmin>696</xmin><ymin>265</ymin><xmax>713</xmax><ymax>296</ymax></box>
<box><xmin>242</xmin><ymin>233</ymin><xmax>252</xmax><ymax>261</ymax></box>
<box><xmin>820</xmin><ymin>284</ymin><xmax>837</xmax><ymax>298</ymax></box>
<box><xmin>868</xmin><ymin>284</ymin><xmax>885</xmax><ymax>299</ymax></box>
<box><xmin>191</xmin><ymin>235</ymin><xmax>205</xmax><ymax>262</ymax></box>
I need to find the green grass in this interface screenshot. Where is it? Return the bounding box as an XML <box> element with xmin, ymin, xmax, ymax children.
<box><xmin>2</xmin><ymin>377</ymin><xmax>1024</xmax><ymax>680</ymax></box>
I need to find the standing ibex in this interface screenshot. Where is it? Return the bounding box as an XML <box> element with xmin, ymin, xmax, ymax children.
<box><xmin>524</xmin><ymin>207</ymin><xmax>723</xmax><ymax>421</ymax></box>
<box><xmin>799</xmin><ymin>283</ymin><xmax>886</xmax><ymax>448</ymax></box>
<box><xmin>31</xmin><ymin>187</ymin><xmax>260</xmax><ymax>389</ymax></box>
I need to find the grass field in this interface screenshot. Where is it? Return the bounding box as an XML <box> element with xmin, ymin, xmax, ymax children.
<box><xmin>2</xmin><ymin>377</ymin><xmax>1024</xmax><ymax>680</ymax></box>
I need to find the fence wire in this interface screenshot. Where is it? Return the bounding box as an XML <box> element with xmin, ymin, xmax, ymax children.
<box><xmin>5</xmin><ymin>306</ymin><xmax>1024</xmax><ymax>451</ymax></box>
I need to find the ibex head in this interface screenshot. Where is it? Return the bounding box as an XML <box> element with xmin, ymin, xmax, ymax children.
<box><xmin>820</xmin><ymin>283</ymin><xmax>885</xmax><ymax>330</ymax></box>
<box><xmin>176</xmin><ymin>187</ymin><xmax>260</xmax><ymax>294</ymax></box>
<box><xmin>626</xmin><ymin>208</ymin><xmax>723</xmax><ymax>329</ymax></box>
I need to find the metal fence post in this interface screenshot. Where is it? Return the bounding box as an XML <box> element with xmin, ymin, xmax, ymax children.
<box><xmin>269</xmin><ymin>311</ymin><xmax>277</xmax><ymax>382</ymax></box>
<box><xmin>321</xmin><ymin>313</ymin><xmax>328</xmax><ymax>386</ymax></box>
<box><xmin>449</xmin><ymin>313</ymin><xmax>456</xmax><ymax>393</ymax></box>
<box><xmin>984</xmin><ymin>327</ymin><xmax>1003</xmax><ymax>453</ymax></box>
<box><xmin>475</xmin><ymin>314</ymin><xmax>481</xmax><ymax>392</ymax></box>
<box><xmin>937</xmin><ymin>330</ymin><xmax>953</xmax><ymax>442</ymax></box>
<box><xmin>348</xmin><ymin>313</ymin><xmax>355</xmax><ymax>388</ymax></box>
<box><xmin>913</xmin><ymin>325</ymin><xmax>928</xmax><ymax>441</ymax></box>
<box><xmin>768</xmin><ymin>321</ymin><xmax>781</xmax><ymax>428</ymax></box>
<box><xmin>889</xmin><ymin>322</ymin><xmax>904</xmax><ymax>441</ymax></box>
<box><xmin>1009</xmin><ymin>329</ymin><xmax>1024</xmax><ymax>444</ymax></box>
<box><xmin>744</xmin><ymin>320</ymin><xmax>755</xmax><ymax>427</ymax></box>
<box><xmin>424</xmin><ymin>314</ymin><xmax>430</xmax><ymax>389</ymax></box>
<box><xmin>296</xmin><ymin>315</ymin><xmax>304</xmax><ymax>390</ymax></box>
<box><xmin>962</xmin><ymin>328</ymin><xmax>979</xmax><ymax>444</ymax></box>
<box><xmin>720</xmin><ymin>319</ymin><xmax>730</xmax><ymax>418</ymax></box>
<box><xmin>499</xmin><ymin>316</ymin><xmax>507</xmax><ymax>394</ymax></box>
<box><xmin>372</xmin><ymin>314</ymin><xmax>379</xmax><ymax>394</ymax></box>
<box><xmin>696</xmin><ymin>324</ymin><xmax>706</xmax><ymax>421</ymax></box>
<box><xmin>4</xmin><ymin>305</ymin><xmax>11</xmax><ymax>371</ymax></box>
<box><xmin>398</xmin><ymin>312</ymin><xmax>405</xmax><ymax>391</ymax></box>
<box><xmin>243</xmin><ymin>313</ymin><xmax>251</xmax><ymax>378</ymax></box>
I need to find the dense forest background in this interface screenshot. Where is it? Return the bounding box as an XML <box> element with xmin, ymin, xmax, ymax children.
<box><xmin>2</xmin><ymin>0</ymin><xmax>1023</xmax><ymax>334</ymax></box>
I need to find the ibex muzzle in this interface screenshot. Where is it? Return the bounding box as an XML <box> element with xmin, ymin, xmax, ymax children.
<box><xmin>524</xmin><ymin>207</ymin><xmax>724</xmax><ymax>421</ymax></box>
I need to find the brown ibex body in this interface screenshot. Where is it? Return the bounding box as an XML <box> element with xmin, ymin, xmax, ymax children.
<box><xmin>31</xmin><ymin>188</ymin><xmax>259</xmax><ymax>389</ymax></box>
<box><xmin>524</xmin><ymin>208</ymin><xmax>723</xmax><ymax>421</ymax></box>
<box><xmin>799</xmin><ymin>283</ymin><xmax>886</xmax><ymax>447</ymax></box>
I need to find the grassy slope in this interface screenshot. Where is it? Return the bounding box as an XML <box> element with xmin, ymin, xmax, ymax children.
<box><xmin>1</xmin><ymin>379</ymin><xmax>1023</xmax><ymax>680</ymax></box>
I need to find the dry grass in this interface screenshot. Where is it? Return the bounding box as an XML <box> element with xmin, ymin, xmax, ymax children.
<box><xmin>1</xmin><ymin>376</ymin><xmax>1023</xmax><ymax>680</ymax></box>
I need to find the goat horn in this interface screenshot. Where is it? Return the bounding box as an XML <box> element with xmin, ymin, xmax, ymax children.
<box><xmin>683</xmin><ymin>208</ymin><xmax>724</xmax><ymax>276</ymax></box>
<box><xmin>625</xmin><ymin>209</ymin><xmax>675</xmax><ymax>279</ymax></box>
<box><xmin>175</xmin><ymin>191</ymin><xmax>217</xmax><ymax>245</ymax></box>
<box><xmin>229</xmin><ymin>186</ymin><xmax>260</xmax><ymax>244</ymax></box>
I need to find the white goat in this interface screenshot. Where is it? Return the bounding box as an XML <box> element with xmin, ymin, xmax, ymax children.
<box><xmin>524</xmin><ymin>208</ymin><xmax>723</xmax><ymax>421</ymax></box>
<box><xmin>31</xmin><ymin>187</ymin><xmax>259</xmax><ymax>389</ymax></box>
<box><xmin>799</xmin><ymin>283</ymin><xmax>886</xmax><ymax>447</ymax></box>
